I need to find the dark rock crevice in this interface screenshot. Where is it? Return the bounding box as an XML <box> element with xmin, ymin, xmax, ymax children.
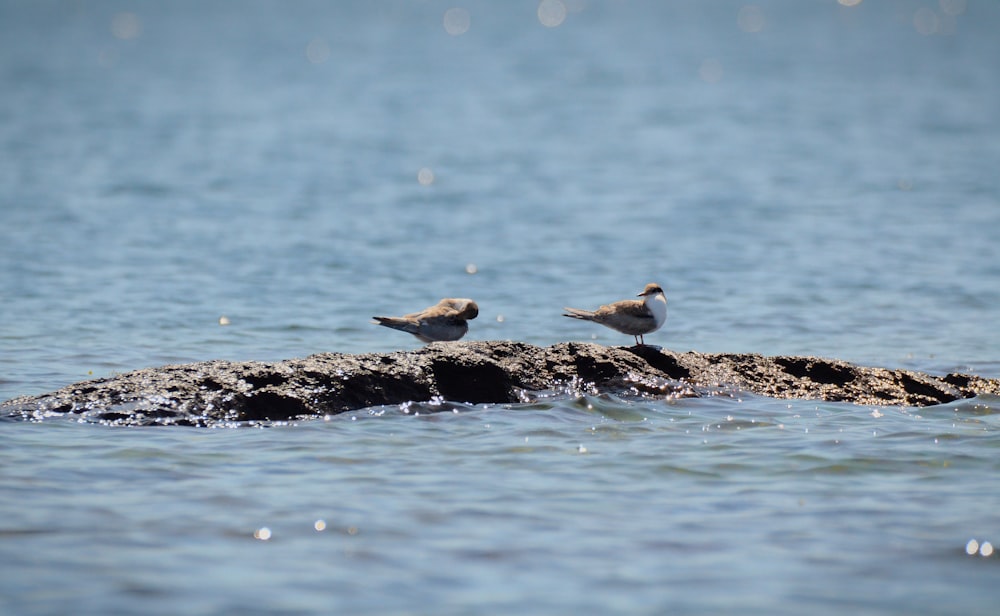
<box><xmin>431</xmin><ymin>358</ymin><xmax>514</xmax><ymax>404</ymax></box>
<box><xmin>775</xmin><ymin>357</ymin><xmax>856</xmax><ymax>386</ymax></box>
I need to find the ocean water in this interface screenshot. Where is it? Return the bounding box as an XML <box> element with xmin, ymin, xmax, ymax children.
<box><xmin>2</xmin><ymin>0</ymin><xmax>999</xmax><ymax>613</ymax></box>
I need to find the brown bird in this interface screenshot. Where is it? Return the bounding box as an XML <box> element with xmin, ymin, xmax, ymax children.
<box><xmin>563</xmin><ymin>283</ymin><xmax>667</xmax><ymax>346</ymax></box>
<box><xmin>372</xmin><ymin>298</ymin><xmax>479</xmax><ymax>343</ymax></box>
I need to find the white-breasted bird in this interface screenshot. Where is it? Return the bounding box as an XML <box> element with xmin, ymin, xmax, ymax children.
<box><xmin>563</xmin><ymin>283</ymin><xmax>667</xmax><ymax>346</ymax></box>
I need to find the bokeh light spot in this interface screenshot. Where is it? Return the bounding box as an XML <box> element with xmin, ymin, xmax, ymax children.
<box><xmin>913</xmin><ymin>8</ymin><xmax>940</xmax><ymax>35</ymax></box>
<box><xmin>98</xmin><ymin>48</ymin><xmax>118</xmax><ymax>68</ymax></box>
<box><xmin>443</xmin><ymin>8</ymin><xmax>471</xmax><ymax>36</ymax></box>
<box><xmin>254</xmin><ymin>527</ymin><xmax>272</xmax><ymax>541</ymax></box>
<box><xmin>981</xmin><ymin>542</ymin><xmax>994</xmax><ymax>557</ymax></box>
<box><xmin>838</xmin><ymin>0</ymin><xmax>862</xmax><ymax>6</ymax></box>
<box><xmin>218</xmin><ymin>316</ymin><xmax>231</xmax><ymax>326</ymax></box>
<box><xmin>966</xmin><ymin>539</ymin><xmax>979</xmax><ymax>555</ymax></box>
<box><xmin>306</xmin><ymin>38</ymin><xmax>331</xmax><ymax>64</ymax></box>
<box><xmin>939</xmin><ymin>0</ymin><xmax>966</xmax><ymax>16</ymax></box>
<box><xmin>699</xmin><ymin>58</ymin><xmax>724</xmax><ymax>83</ymax></box>
<box><xmin>111</xmin><ymin>12</ymin><xmax>142</xmax><ymax>40</ymax></box>
<box><xmin>465</xmin><ymin>263</ymin><xmax>478</xmax><ymax>275</ymax></box>
<box><xmin>314</xmin><ymin>520</ymin><xmax>327</xmax><ymax>532</ymax></box>
<box><xmin>737</xmin><ymin>5</ymin><xmax>765</xmax><ymax>33</ymax></box>
<box><xmin>417</xmin><ymin>167</ymin><xmax>435</xmax><ymax>185</ymax></box>
<box><xmin>538</xmin><ymin>0</ymin><xmax>568</xmax><ymax>28</ymax></box>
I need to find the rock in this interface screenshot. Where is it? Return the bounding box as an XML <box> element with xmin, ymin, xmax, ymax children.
<box><xmin>2</xmin><ymin>341</ymin><xmax>997</xmax><ymax>426</ymax></box>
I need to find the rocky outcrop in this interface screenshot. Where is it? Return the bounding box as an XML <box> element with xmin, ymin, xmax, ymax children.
<box><xmin>2</xmin><ymin>341</ymin><xmax>997</xmax><ymax>426</ymax></box>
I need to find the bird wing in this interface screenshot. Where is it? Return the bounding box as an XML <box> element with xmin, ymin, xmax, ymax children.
<box><xmin>591</xmin><ymin>299</ymin><xmax>656</xmax><ymax>335</ymax></box>
<box><xmin>595</xmin><ymin>299</ymin><xmax>650</xmax><ymax>319</ymax></box>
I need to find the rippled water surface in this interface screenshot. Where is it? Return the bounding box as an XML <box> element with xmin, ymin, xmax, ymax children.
<box><xmin>4</xmin><ymin>394</ymin><xmax>1000</xmax><ymax>614</ymax></box>
<box><xmin>2</xmin><ymin>0</ymin><xmax>1000</xmax><ymax>613</ymax></box>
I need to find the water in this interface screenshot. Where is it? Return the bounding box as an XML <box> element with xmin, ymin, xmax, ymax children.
<box><xmin>2</xmin><ymin>0</ymin><xmax>999</xmax><ymax>613</ymax></box>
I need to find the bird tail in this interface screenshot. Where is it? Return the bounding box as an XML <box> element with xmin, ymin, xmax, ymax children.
<box><xmin>372</xmin><ymin>316</ymin><xmax>418</xmax><ymax>335</ymax></box>
<box><xmin>562</xmin><ymin>307</ymin><xmax>596</xmax><ymax>321</ymax></box>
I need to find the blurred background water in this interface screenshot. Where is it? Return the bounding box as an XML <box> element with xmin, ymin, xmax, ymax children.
<box><xmin>2</xmin><ymin>1</ymin><xmax>999</xmax><ymax>614</ymax></box>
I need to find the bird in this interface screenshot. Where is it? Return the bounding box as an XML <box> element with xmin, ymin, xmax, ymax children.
<box><xmin>372</xmin><ymin>298</ymin><xmax>479</xmax><ymax>343</ymax></box>
<box><xmin>563</xmin><ymin>283</ymin><xmax>667</xmax><ymax>346</ymax></box>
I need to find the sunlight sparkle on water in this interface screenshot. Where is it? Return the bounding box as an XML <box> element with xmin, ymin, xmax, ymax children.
<box><xmin>254</xmin><ymin>527</ymin><xmax>272</xmax><ymax>541</ymax></box>
<box><xmin>911</xmin><ymin>6</ymin><xmax>961</xmax><ymax>36</ymax></box>
<box><xmin>939</xmin><ymin>0</ymin><xmax>966</xmax><ymax>16</ymax></box>
<box><xmin>737</xmin><ymin>5</ymin><xmax>766</xmax><ymax>33</ymax></box>
<box><xmin>538</xmin><ymin>0</ymin><xmax>568</xmax><ymax>28</ymax></box>
<box><xmin>913</xmin><ymin>8</ymin><xmax>940</xmax><ymax>35</ymax></box>
<box><xmin>699</xmin><ymin>59</ymin><xmax>724</xmax><ymax>83</ymax></box>
<box><xmin>443</xmin><ymin>8</ymin><xmax>471</xmax><ymax>36</ymax></box>
<box><xmin>111</xmin><ymin>13</ymin><xmax>142</xmax><ymax>40</ymax></box>
<box><xmin>966</xmin><ymin>539</ymin><xmax>994</xmax><ymax>557</ymax></box>
<box><xmin>965</xmin><ymin>539</ymin><xmax>978</xmax><ymax>555</ymax></box>
<box><xmin>306</xmin><ymin>38</ymin><xmax>331</xmax><ymax>65</ymax></box>
<box><xmin>417</xmin><ymin>167</ymin><xmax>435</xmax><ymax>185</ymax></box>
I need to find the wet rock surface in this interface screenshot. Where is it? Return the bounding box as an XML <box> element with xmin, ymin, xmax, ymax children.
<box><xmin>3</xmin><ymin>341</ymin><xmax>997</xmax><ymax>426</ymax></box>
